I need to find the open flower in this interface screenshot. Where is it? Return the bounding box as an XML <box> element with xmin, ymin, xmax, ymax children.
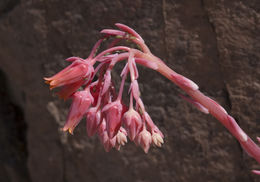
<box><xmin>44</xmin><ymin>60</ymin><xmax>94</xmax><ymax>89</ymax></box>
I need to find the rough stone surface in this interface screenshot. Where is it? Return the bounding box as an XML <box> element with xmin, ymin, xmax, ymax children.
<box><xmin>0</xmin><ymin>0</ymin><xmax>259</xmax><ymax>182</ymax></box>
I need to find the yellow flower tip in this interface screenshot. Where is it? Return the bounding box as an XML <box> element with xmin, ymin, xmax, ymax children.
<box><xmin>68</xmin><ymin>128</ymin><xmax>74</xmax><ymax>135</ymax></box>
<box><xmin>44</xmin><ymin>80</ymin><xmax>51</xmax><ymax>85</ymax></box>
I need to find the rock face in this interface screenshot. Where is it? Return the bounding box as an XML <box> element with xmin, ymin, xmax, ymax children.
<box><xmin>0</xmin><ymin>0</ymin><xmax>259</xmax><ymax>182</ymax></box>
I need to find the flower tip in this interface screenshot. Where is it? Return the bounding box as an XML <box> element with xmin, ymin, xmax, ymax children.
<box><xmin>152</xmin><ymin>133</ymin><xmax>164</xmax><ymax>147</ymax></box>
<box><xmin>257</xmin><ymin>137</ymin><xmax>260</xmax><ymax>143</ymax></box>
<box><xmin>68</xmin><ymin>128</ymin><xmax>74</xmax><ymax>135</ymax></box>
<box><xmin>62</xmin><ymin>126</ymin><xmax>74</xmax><ymax>135</ymax></box>
<box><xmin>252</xmin><ymin>170</ymin><xmax>260</xmax><ymax>175</ymax></box>
<box><xmin>143</xmin><ymin>148</ymin><xmax>149</xmax><ymax>154</ymax></box>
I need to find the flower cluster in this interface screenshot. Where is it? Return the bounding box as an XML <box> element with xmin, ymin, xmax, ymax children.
<box><xmin>45</xmin><ymin>23</ymin><xmax>260</xmax><ymax>174</ymax></box>
<box><xmin>44</xmin><ymin>23</ymin><xmax>164</xmax><ymax>153</ymax></box>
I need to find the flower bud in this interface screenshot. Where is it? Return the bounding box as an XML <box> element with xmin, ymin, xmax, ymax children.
<box><xmin>122</xmin><ymin>108</ymin><xmax>142</xmax><ymax>141</ymax></box>
<box><xmin>98</xmin><ymin>119</ymin><xmax>117</xmax><ymax>152</ymax></box>
<box><xmin>86</xmin><ymin>107</ymin><xmax>101</xmax><ymax>137</ymax></box>
<box><xmin>102</xmin><ymin>100</ymin><xmax>123</xmax><ymax>138</ymax></box>
<box><xmin>135</xmin><ymin>127</ymin><xmax>152</xmax><ymax>153</ymax></box>
<box><xmin>63</xmin><ymin>89</ymin><xmax>93</xmax><ymax>134</ymax></box>
<box><xmin>152</xmin><ymin>132</ymin><xmax>164</xmax><ymax>147</ymax></box>
<box><xmin>116</xmin><ymin>127</ymin><xmax>127</xmax><ymax>145</ymax></box>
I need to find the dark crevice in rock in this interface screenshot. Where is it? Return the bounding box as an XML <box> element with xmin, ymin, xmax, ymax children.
<box><xmin>0</xmin><ymin>69</ymin><xmax>31</xmax><ymax>182</ymax></box>
<box><xmin>161</xmin><ymin>0</ymin><xmax>168</xmax><ymax>60</ymax></box>
<box><xmin>0</xmin><ymin>0</ymin><xmax>20</xmax><ymax>19</ymax></box>
<box><xmin>200</xmin><ymin>0</ymin><xmax>220</xmax><ymax>65</ymax></box>
<box><xmin>200</xmin><ymin>2</ymin><xmax>252</xmax><ymax>181</ymax></box>
<box><xmin>223</xmin><ymin>87</ymin><xmax>232</xmax><ymax>112</ymax></box>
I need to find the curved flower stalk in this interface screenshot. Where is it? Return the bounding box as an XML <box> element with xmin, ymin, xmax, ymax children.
<box><xmin>44</xmin><ymin>23</ymin><xmax>260</xmax><ymax>174</ymax></box>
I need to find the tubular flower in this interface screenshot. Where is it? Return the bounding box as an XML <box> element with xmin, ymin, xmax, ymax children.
<box><xmin>44</xmin><ymin>60</ymin><xmax>94</xmax><ymax>89</ymax></box>
<box><xmin>45</xmin><ymin>23</ymin><xmax>260</xmax><ymax>175</ymax></box>
<box><xmin>62</xmin><ymin>88</ymin><xmax>93</xmax><ymax>134</ymax></box>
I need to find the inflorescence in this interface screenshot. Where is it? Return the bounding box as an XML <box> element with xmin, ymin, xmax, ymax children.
<box><xmin>45</xmin><ymin>23</ymin><xmax>260</xmax><ymax>174</ymax></box>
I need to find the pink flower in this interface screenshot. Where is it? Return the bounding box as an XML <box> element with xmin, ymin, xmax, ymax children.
<box><xmin>86</xmin><ymin>107</ymin><xmax>101</xmax><ymax>137</ymax></box>
<box><xmin>135</xmin><ymin>127</ymin><xmax>152</xmax><ymax>153</ymax></box>
<box><xmin>98</xmin><ymin>119</ymin><xmax>116</xmax><ymax>152</ymax></box>
<box><xmin>56</xmin><ymin>79</ymin><xmax>85</xmax><ymax>100</ymax></box>
<box><xmin>122</xmin><ymin>108</ymin><xmax>142</xmax><ymax>141</ymax></box>
<box><xmin>102</xmin><ymin>100</ymin><xmax>123</xmax><ymax>138</ymax></box>
<box><xmin>63</xmin><ymin>89</ymin><xmax>93</xmax><ymax>134</ymax></box>
<box><xmin>44</xmin><ymin>60</ymin><xmax>94</xmax><ymax>89</ymax></box>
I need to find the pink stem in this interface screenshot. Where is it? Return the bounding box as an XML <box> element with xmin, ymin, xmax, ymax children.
<box><xmin>129</xmin><ymin>92</ymin><xmax>133</xmax><ymax>110</ymax></box>
<box><xmin>117</xmin><ymin>67</ymin><xmax>128</xmax><ymax>101</ymax></box>
<box><xmin>92</xmin><ymin>46</ymin><xmax>130</xmax><ymax>64</ymax></box>
<box><xmin>146</xmin><ymin>54</ymin><xmax>260</xmax><ymax>163</ymax></box>
<box><xmin>88</xmin><ymin>39</ymin><xmax>104</xmax><ymax>59</ymax></box>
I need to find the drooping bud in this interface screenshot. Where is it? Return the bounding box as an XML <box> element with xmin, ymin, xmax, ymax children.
<box><xmin>86</xmin><ymin>107</ymin><xmax>101</xmax><ymax>137</ymax></box>
<box><xmin>115</xmin><ymin>127</ymin><xmax>128</xmax><ymax>150</ymax></box>
<box><xmin>63</xmin><ymin>89</ymin><xmax>93</xmax><ymax>134</ymax></box>
<box><xmin>135</xmin><ymin>127</ymin><xmax>152</xmax><ymax>153</ymax></box>
<box><xmin>102</xmin><ymin>100</ymin><xmax>123</xmax><ymax>138</ymax></box>
<box><xmin>98</xmin><ymin>119</ymin><xmax>116</xmax><ymax>152</ymax></box>
<box><xmin>152</xmin><ymin>132</ymin><xmax>164</xmax><ymax>147</ymax></box>
<box><xmin>122</xmin><ymin>108</ymin><xmax>142</xmax><ymax>141</ymax></box>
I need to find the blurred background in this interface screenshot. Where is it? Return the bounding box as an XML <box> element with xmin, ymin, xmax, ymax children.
<box><xmin>0</xmin><ymin>0</ymin><xmax>260</xmax><ymax>181</ymax></box>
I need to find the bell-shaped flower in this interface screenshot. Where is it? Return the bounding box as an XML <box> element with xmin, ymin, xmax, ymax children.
<box><xmin>102</xmin><ymin>99</ymin><xmax>123</xmax><ymax>138</ymax></box>
<box><xmin>86</xmin><ymin>107</ymin><xmax>101</xmax><ymax>137</ymax></box>
<box><xmin>63</xmin><ymin>89</ymin><xmax>93</xmax><ymax>134</ymax></box>
<box><xmin>135</xmin><ymin>127</ymin><xmax>152</xmax><ymax>153</ymax></box>
<box><xmin>44</xmin><ymin>60</ymin><xmax>94</xmax><ymax>89</ymax></box>
<box><xmin>122</xmin><ymin>108</ymin><xmax>142</xmax><ymax>141</ymax></box>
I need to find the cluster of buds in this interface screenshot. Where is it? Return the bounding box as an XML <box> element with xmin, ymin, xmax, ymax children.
<box><xmin>45</xmin><ymin>23</ymin><xmax>260</xmax><ymax>174</ymax></box>
<box><xmin>45</xmin><ymin>23</ymin><xmax>164</xmax><ymax>153</ymax></box>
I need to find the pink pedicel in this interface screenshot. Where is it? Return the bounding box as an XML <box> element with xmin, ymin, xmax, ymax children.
<box><xmin>44</xmin><ymin>23</ymin><xmax>260</xmax><ymax>174</ymax></box>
